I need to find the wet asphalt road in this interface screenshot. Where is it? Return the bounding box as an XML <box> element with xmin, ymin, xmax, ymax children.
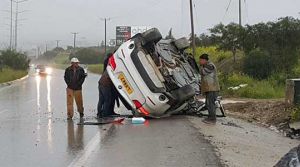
<box><xmin>0</xmin><ymin>68</ymin><xmax>220</xmax><ymax>167</ymax></box>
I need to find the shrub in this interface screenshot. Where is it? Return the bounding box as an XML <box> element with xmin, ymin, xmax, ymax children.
<box><xmin>243</xmin><ymin>48</ymin><xmax>273</xmax><ymax>80</ymax></box>
<box><xmin>291</xmin><ymin>108</ymin><xmax>300</xmax><ymax>122</ymax></box>
<box><xmin>0</xmin><ymin>49</ymin><xmax>30</xmax><ymax>70</ymax></box>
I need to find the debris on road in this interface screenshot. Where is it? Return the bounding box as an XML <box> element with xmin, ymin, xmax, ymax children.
<box><xmin>131</xmin><ymin>117</ymin><xmax>146</xmax><ymax>124</ymax></box>
<box><xmin>77</xmin><ymin>117</ymin><xmax>125</xmax><ymax>125</ymax></box>
<box><xmin>228</xmin><ymin>84</ymin><xmax>248</xmax><ymax>90</ymax></box>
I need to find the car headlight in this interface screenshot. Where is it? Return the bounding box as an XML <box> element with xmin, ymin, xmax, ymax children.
<box><xmin>45</xmin><ymin>67</ymin><xmax>52</xmax><ymax>74</ymax></box>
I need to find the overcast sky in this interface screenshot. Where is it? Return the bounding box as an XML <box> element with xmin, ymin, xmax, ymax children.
<box><xmin>0</xmin><ymin>0</ymin><xmax>300</xmax><ymax>51</ymax></box>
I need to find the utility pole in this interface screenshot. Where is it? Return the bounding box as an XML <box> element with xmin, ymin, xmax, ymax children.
<box><xmin>55</xmin><ymin>40</ymin><xmax>61</xmax><ymax>48</ymax></box>
<box><xmin>100</xmin><ymin>18</ymin><xmax>111</xmax><ymax>55</ymax></box>
<box><xmin>10</xmin><ymin>0</ymin><xmax>13</xmax><ymax>50</ymax></box>
<box><xmin>71</xmin><ymin>32</ymin><xmax>78</xmax><ymax>49</ymax></box>
<box><xmin>239</xmin><ymin>0</ymin><xmax>242</xmax><ymax>26</ymax></box>
<box><xmin>14</xmin><ymin>0</ymin><xmax>28</xmax><ymax>50</ymax></box>
<box><xmin>14</xmin><ymin>1</ymin><xmax>18</xmax><ymax>50</ymax></box>
<box><xmin>189</xmin><ymin>0</ymin><xmax>196</xmax><ymax>57</ymax></box>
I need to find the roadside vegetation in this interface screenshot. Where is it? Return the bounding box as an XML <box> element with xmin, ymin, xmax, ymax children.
<box><xmin>37</xmin><ymin>46</ymin><xmax>115</xmax><ymax>74</ymax></box>
<box><xmin>190</xmin><ymin>16</ymin><xmax>300</xmax><ymax>100</ymax></box>
<box><xmin>0</xmin><ymin>68</ymin><xmax>28</xmax><ymax>83</ymax></box>
<box><xmin>0</xmin><ymin>49</ymin><xmax>30</xmax><ymax>83</ymax></box>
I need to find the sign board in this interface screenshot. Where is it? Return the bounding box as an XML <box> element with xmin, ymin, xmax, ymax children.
<box><xmin>116</xmin><ymin>26</ymin><xmax>152</xmax><ymax>46</ymax></box>
<box><xmin>116</xmin><ymin>26</ymin><xmax>131</xmax><ymax>46</ymax></box>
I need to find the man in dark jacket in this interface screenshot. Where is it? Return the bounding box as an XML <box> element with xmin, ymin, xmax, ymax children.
<box><xmin>64</xmin><ymin>58</ymin><xmax>86</xmax><ymax>120</ymax></box>
<box><xmin>199</xmin><ymin>54</ymin><xmax>220</xmax><ymax>124</ymax></box>
<box><xmin>97</xmin><ymin>53</ymin><xmax>120</xmax><ymax>118</ymax></box>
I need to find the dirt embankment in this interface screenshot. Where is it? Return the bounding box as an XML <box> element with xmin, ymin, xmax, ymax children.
<box><xmin>223</xmin><ymin>99</ymin><xmax>290</xmax><ymax>127</ymax></box>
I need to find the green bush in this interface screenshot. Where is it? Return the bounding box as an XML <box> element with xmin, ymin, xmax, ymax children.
<box><xmin>291</xmin><ymin>108</ymin><xmax>300</xmax><ymax>122</ymax></box>
<box><xmin>0</xmin><ymin>49</ymin><xmax>30</xmax><ymax>70</ymax></box>
<box><xmin>243</xmin><ymin>48</ymin><xmax>273</xmax><ymax>80</ymax></box>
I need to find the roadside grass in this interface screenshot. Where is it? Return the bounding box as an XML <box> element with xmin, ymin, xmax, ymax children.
<box><xmin>0</xmin><ymin>68</ymin><xmax>28</xmax><ymax>83</ymax></box>
<box><xmin>87</xmin><ymin>64</ymin><xmax>103</xmax><ymax>74</ymax></box>
<box><xmin>220</xmin><ymin>73</ymin><xmax>285</xmax><ymax>99</ymax></box>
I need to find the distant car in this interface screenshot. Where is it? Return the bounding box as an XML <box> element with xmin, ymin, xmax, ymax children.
<box><xmin>35</xmin><ymin>65</ymin><xmax>52</xmax><ymax>75</ymax></box>
<box><xmin>107</xmin><ymin>28</ymin><xmax>201</xmax><ymax>118</ymax></box>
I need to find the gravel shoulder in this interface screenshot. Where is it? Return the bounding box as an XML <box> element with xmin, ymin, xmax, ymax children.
<box><xmin>188</xmin><ymin>116</ymin><xmax>299</xmax><ymax>167</ymax></box>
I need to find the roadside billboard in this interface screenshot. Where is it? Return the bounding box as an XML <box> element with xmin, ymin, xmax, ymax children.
<box><xmin>116</xmin><ymin>26</ymin><xmax>131</xmax><ymax>46</ymax></box>
<box><xmin>116</xmin><ymin>26</ymin><xmax>152</xmax><ymax>46</ymax></box>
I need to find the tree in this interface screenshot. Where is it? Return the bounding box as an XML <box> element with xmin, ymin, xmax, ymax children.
<box><xmin>0</xmin><ymin>49</ymin><xmax>30</xmax><ymax>70</ymax></box>
<box><xmin>53</xmin><ymin>47</ymin><xmax>64</xmax><ymax>52</ymax></box>
<box><xmin>188</xmin><ymin>34</ymin><xmax>201</xmax><ymax>47</ymax></box>
<box><xmin>66</xmin><ymin>46</ymin><xmax>73</xmax><ymax>51</ymax></box>
<box><xmin>198</xmin><ymin>33</ymin><xmax>214</xmax><ymax>47</ymax></box>
<box><xmin>243</xmin><ymin>48</ymin><xmax>273</xmax><ymax>79</ymax></box>
<box><xmin>210</xmin><ymin>23</ymin><xmax>244</xmax><ymax>63</ymax></box>
<box><xmin>242</xmin><ymin>17</ymin><xmax>300</xmax><ymax>76</ymax></box>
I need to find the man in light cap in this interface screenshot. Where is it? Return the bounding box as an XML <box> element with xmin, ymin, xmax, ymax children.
<box><xmin>64</xmin><ymin>57</ymin><xmax>86</xmax><ymax>120</ymax></box>
<box><xmin>199</xmin><ymin>54</ymin><xmax>220</xmax><ymax>124</ymax></box>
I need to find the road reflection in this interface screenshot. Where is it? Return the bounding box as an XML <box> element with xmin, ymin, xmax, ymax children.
<box><xmin>35</xmin><ymin>75</ymin><xmax>41</xmax><ymax>145</ymax></box>
<box><xmin>67</xmin><ymin>120</ymin><xmax>84</xmax><ymax>153</ymax></box>
<box><xmin>46</xmin><ymin>75</ymin><xmax>53</xmax><ymax>152</ymax></box>
<box><xmin>35</xmin><ymin>74</ymin><xmax>54</xmax><ymax>150</ymax></box>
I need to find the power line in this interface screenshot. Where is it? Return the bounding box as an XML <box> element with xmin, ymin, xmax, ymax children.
<box><xmin>222</xmin><ymin>0</ymin><xmax>232</xmax><ymax>23</ymax></box>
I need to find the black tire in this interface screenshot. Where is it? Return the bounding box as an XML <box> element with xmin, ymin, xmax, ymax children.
<box><xmin>141</xmin><ymin>28</ymin><xmax>162</xmax><ymax>45</ymax></box>
<box><xmin>174</xmin><ymin>37</ymin><xmax>189</xmax><ymax>50</ymax></box>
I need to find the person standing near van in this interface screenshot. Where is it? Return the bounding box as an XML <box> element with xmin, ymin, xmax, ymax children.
<box><xmin>64</xmin><ymin>58</ymin><xmax>86</xmax><ymax>120</ymax></box>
